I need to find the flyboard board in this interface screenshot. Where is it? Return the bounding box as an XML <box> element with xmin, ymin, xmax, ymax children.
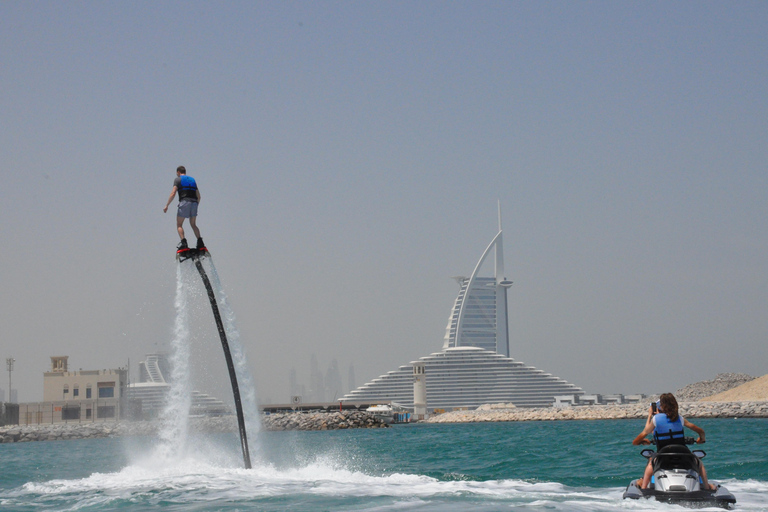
<box><xmin>176</xmin><ymin>246</ymin><xmax>209</xmax><ymax>262</ymax></box>
<box><xmin>176</xmin><ymin>246</ymin><xmax>252</xmax><ymax>469</ymax></box>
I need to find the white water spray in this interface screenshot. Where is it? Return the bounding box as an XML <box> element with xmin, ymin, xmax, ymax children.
<box><xmin>154</xmin><ymin>255</ymin><xmax>260</xmax><ymax>465</ymax></box>
<box><xmin>156</xmin><ymin>264</ymin><xmax>195</xmax><ymax>459</ymax></box>
<box><xmin>205</xmin><ymin>258</ymin><xmax>262</xmax><ymax>446</ymax></box>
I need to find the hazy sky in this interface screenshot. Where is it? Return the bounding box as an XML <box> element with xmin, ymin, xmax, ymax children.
<box><xmin>2</xmin><ymin>2</ymin><xmax>767</xmax><ymax>404</ymax></box>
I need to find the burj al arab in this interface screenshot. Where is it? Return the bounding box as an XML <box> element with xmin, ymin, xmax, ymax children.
<box><xmin>341</xmin><ymin>206</ymin><xmax>583</xmax><ymax>410</ymax></box>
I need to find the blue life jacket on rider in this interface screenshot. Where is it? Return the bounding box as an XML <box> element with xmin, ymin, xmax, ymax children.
<box><xmin>178</xmin><ymin>175</ymin><xmax>198</xmax><ymax>201</ymax></box>
<box><xmin>653</xmin><ymin>413</ymin><xmax>685</xmax><ymax>450</ymax></box>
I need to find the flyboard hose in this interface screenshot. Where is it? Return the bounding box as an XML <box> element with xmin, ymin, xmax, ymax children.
<box><xmin>190</xmin><ymin>253</ymin><xmax>252</xmax><ymax>469</ymax></box>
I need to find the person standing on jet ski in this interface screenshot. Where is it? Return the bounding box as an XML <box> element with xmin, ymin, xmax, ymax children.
<box><xmin>163</xmin><ymin>165</ymin><xmax>205</xmax><ymax>251</ymax></box>
<box><xmin>632</xmin><ymin>393</ymin><xmax>716</xmax><ymax>490</ymax></box>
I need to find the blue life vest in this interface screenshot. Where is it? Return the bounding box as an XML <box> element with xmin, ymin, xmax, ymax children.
<box><xmin>178</xmin><ymin>175</ymin><xmax>198</xmax><ymax>201</ymax></box>
<box><xmin>653</xmin><ymin>413</ymin><xmax>685</xmax><ymax>450</ymax></box>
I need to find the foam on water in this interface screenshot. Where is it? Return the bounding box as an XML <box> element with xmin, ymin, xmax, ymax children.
<box><xmin>10</xmin><ymin>453</ymin><xmax>768</xmax><ymax>512</ymax></box>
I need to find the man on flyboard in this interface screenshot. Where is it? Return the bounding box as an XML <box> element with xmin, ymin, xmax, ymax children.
<box><xmin>163</xmin><ymin>165</ymin><xmax>205</xmax><ymax>252</ymax></box>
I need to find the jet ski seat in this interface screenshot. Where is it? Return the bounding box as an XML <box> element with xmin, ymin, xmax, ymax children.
<box><xmin>653</xmin><ymin>444</ymin><xmax>701</xmax><ymax>472</ymax></box>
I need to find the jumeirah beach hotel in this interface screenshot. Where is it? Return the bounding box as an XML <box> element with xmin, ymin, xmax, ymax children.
<box><xmin>341</xmin><ymin>209</ymin><xmax>583</xmax><ymax>410</ymax></box>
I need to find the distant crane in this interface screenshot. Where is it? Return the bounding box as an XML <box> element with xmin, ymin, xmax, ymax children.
<box><xmin>6</xmin><ymin>357</ymin><xmax>15</xmax><ymax>403</ymax></box>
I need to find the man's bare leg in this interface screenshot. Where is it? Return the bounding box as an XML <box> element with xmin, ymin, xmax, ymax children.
<box><xmin>189</xmin><ymin>216</ymin><xmax>201</xmax><ymax>239</ymax></box>
<box><xmin>177</xmin><ymin>216</ymin><xmax>186</xmax><ymax>240</ymax></box>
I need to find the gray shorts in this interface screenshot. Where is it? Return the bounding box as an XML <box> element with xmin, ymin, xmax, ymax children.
<box><xmin>177</xmin><ymin>200</ymin><xmax>199</xmax><ymax>218</ymax></box>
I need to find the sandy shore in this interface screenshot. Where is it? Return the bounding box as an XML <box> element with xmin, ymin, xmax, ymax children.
<box><xmin>425</xmin><ymin>401</ymin><xmax>768</xmax><ymax>424</ymax></box>
<box><xmin>701</xmin><ymin>374</ymin><xmax>768</xmax><ymax>402</ymax></box>
<box><xmin>426</xmin><ymin>372</ymin><xmax>768</xmax><ymax>424</ymax></box>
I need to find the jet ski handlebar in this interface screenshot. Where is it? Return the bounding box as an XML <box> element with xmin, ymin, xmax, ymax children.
<box><xmin>651</xmin><ymin>436</ymin><xmax>698</xmax><ymax>445</ymax></box>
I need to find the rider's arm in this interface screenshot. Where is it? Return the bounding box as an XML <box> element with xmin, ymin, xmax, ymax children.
<box><xmin>684</xmin><ymin>418</ymin><xmax>706</xmax><ymax>444</ymax></box>
<box><xmin>632</xmin><ymin>407</ymin><xmax>656</xmax><ymax>445</ymax></box>
<box><xmin>164</xmin><ymin>186</ymin><xmax>178</xmax><ymax>212</ymax></box>
<box><xmin>644</xmin><ymin>405</ymin><xmax>655</xmax><ymax>429</ymax></box>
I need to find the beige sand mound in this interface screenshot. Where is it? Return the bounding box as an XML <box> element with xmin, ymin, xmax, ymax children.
<box><xmin>701</xmin><ymin>373</ymin><xmax>768</xmax><ymax>401</ymax></box>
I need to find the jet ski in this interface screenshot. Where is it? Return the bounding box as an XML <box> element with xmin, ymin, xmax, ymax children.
<box><xmin>623</xmin><ymin>437</ymin><xmax>736</xmax><ymax>509</ymax></box>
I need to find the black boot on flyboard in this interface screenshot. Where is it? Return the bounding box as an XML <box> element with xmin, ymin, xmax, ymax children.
<box><xmin>176</xmin><ymin>237</ymin><xmax>208</xmax><ymax>262</ymax></box>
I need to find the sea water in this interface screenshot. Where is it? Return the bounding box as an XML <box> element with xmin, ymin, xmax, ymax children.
<box><xmin>1</xmin><ymin>419</ymin><xmax>767</xmax><ymax>511</ymax></box>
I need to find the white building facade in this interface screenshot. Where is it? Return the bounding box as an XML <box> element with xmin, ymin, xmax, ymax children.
<box><xmin>127</xmin><ymin>353</ymin><xmax>229</xmax><ymax>419</ymax></box>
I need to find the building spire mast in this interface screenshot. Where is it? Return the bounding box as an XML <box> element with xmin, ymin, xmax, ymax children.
<box><xmin>496</xmin><ymin>201</ymin><xmax>513</xmax><ymax>357</ymax></box>
<box><xmin>495</xmin><ymin>200</ymin><xmax>505</xmax><ymax>283</ymax></box>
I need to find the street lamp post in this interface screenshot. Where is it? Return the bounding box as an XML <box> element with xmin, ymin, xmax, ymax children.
<box><xmin>6</xmin><ymin>358</ymin><xmax>15</xmax><ymax>403</ymax></box>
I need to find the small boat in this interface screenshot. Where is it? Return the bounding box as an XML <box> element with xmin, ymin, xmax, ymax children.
<box><xmin>365</xmin><ymin>404</ymin><xmax>395</xmax><ymax>424</ymax></box>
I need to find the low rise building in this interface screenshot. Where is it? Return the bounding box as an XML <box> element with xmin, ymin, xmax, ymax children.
<box><xmin>553</xmin><ymin>393</ymin><xmax>647</xmax><ymax>407</ymax></box>
<box><xmin>18</xmin><ymin>356</ymin><xmax>128</xmax><ymax>424</ymax></box>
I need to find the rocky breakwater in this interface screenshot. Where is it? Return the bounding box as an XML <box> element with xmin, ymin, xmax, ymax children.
<box><xmin>262</xmin><ymin>410</ymin><xmax>389</xmax><ymax>431</ymax></box>
<box><xmin>0</xmin><ymin>422</ymin><xmax>125</xmax><ymax>443</ymax></box>
<box><xmin>0</xmin><ymin>411</ymin><xmax>388</xmax><ymax>443</ymax></box>
<box><xmin>425</xmin><ymin>401</ymin><xmax>768</xmax><ymax>424</ymax></box>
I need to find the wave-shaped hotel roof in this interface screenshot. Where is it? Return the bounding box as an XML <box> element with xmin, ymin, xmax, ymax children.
<box><xmin>341</xmin><ymin>206</ymin><xmax>583</xmax><ymax>410</ymax></box>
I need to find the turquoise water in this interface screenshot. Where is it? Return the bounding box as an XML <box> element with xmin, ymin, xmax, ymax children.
<box><xmin>2</xmin><ymin>419</ymin><xmax>767</xmax><ymax>511</ymax></box>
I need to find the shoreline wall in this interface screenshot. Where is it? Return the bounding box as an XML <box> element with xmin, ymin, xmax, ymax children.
<box><xmin>2</xmin><ymin>402</ymin><xmax>767</xmax><ymax>443</ymax></box>
<box><xmin>0</xmin><ymin>410</ymin><xmax>388</xmax><ymax>443</ymax></box>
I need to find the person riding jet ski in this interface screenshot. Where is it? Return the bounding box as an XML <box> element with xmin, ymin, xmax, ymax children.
<box><xmin>624</xmin><ymin>392</ymin><xmax>736</xmax><ymax>508</ymax></box>
<box><xmin>632</xmin><ymin>393</ymin><xmax>715</xmax><ymax>490</ymax></box>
